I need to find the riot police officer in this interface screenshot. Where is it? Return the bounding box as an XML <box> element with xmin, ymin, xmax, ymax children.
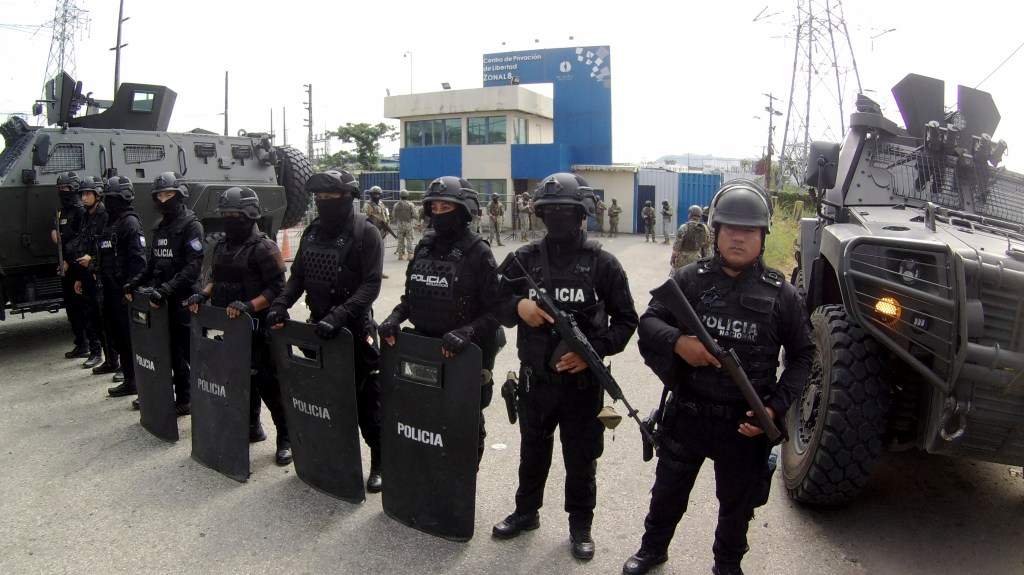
<box><xmin>379</xmin><ymin>176</ymin><xmax>502</xmax><ymax>464</ymax></box>
<box><xmin>392</xmin><ymin>189</ymin><xmax>417</xmax><ymax>260</ymax></box>
<box><xmin>121</xmin><ymin>172</ymin><xmax>204</xmax><ymax>415</ymax></box>
<box><xmin>621</xmin><ymin>181</ymin><xmax>815</xmax><ymax>575</ymax></box>
<box><xmin>186</xmin><ymin>187</ymin><xmax>292</xmax><ymax>465</ymax></box>
<box><xmin>492</xmin><ymin>173</ymin><xmax>638</xmax><ymax>561</ymax></box>
<box><xmin>97</xmin><ymin>176</ymin><xmax>147</xmax><ymax>394</ymax></box>
<box><xmin>69</xmin><ymin>176</ymin><xmax>110</xmax><ymax>370</ymax></box>
<box><xmin>53</xmin><ymin>171</ymin><xmax>92</xmax><ymax>359</ymax></box>
<box><xmin>267</xmin><ymin>169</ymin><xmax>384</xmax><ymax>492</ymax></box>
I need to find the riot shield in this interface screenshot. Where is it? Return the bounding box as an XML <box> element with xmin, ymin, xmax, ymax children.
<box><xmin>129</xmin><ymin>294</ymin><xmax>177</xmax><ymax>443</ymax></box>
<box><xmin>189</xmin><ymin>305</ymin><xmax>252</xmax><ymax>482</ymax></box>
<box><xmin>272</xmin><ymin>320</ymin><xmax>364</xmax><ymax>503</ymax></box>
<box><xmin>380</xmin><ymin>331</ymin><xmax>482</xmax><ymax>541</ymax></box>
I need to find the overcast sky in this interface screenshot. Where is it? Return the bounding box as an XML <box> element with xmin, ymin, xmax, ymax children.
<box><xmin>3</xmin><ymin>0</ymin><xmax>1022</xmax><ymax>171</ymax></box>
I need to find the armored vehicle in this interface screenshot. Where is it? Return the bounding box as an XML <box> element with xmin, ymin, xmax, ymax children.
<box><xmin>783</xmin><ymin>73</ymin><xmax>1024</xmax><ymax>504</ymax></box>
<box><xmin>0</xmin><ymin>72</ymin><xmax>312</xmax><ymax>319</ymax></box>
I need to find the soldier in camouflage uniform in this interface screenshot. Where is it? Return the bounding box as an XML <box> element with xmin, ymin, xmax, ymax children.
<box><xmin>392</xmin><ymin>190</ymin><xmax>417</xmax><ymax>260</ymax></box>
<box><xmin>607</xmin><ymin>198</ymin><xmax>622</xmax><ymax>238</ymax></box>
<box><xmin>641</xmin><ymin>200</ymin><xmax>656</xmax><ymax>242</ymax></box>
<box><xmin>670</xmin><ymin>204</ymin><xmax>712</xmax><ymax>274</ymax></box>
<box><xmin>595</xmin><ymin>198</ymin><xmax>606</xmax><ymax>237</ymax></box>
<box><xmin>660</xmin><ymin>200</ymin><xmax>674</xmax><ymax>244</ymax></box>
<box><xmin>364</xmin><ymin>186</ymin><xmax>391</xmax><ymax>278</ymax></box>
<box><xmin>487</xmin><ymin>195</ymin><xmax>505</xmax><ymax>246</ymax></box>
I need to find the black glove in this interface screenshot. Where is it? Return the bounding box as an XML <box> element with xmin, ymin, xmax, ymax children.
<box><xmin>266</xmin><ymin>306</ymin><xmax>289</xmax><ymax>328</ymax></box>
<box><xmin>186</xmin><ymin>293</ymin><xmax>209</xmax><ymax>307</ymax></box>
<box><xmin>315</xmin><ymin>307</ymin><xmax>349</xmax><ymax>340</ymax></box>
<box><xmin>441</xmin><ymin>326</ymin><xmax>474</xmax><ymax>356</ymax></box>
<box><xmin>228</xmin><ymin>300</ymin><xmax>255</xmax><ymax>315</ymax></box>
<box><xmin>378</xmin><ymin>314</ymin><xmax>402</xmax><ymax>340</ymax></box>
<box><xmin>148</xmin><ymin>288</ymin><xmax>166</xmax><ymax>307</ymax></box>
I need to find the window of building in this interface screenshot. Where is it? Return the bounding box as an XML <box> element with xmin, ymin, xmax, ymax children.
<box><xmin>467</xmin><ymin>116</ymin><xmax>506</xmax><ymax>145</ymax></box>
<box><xmin>469</xmin><ymin>179</ymin><xmax>507</xmax><ymax>201</ymax></box>
<box><xmin>405</xmin><ymin>119</ymin><xmax>461</xmax><ymax>147</ymax></box>
<box><xmin>511</xmin><ymin>117</ymin><xmax>528</xmax><ymax>144</ymax></box>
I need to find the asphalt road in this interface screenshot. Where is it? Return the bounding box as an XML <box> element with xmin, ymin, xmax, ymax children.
<box><xmin>1</xmin><ymin>233</ymin><xmax>1021</xmax><ymax>575</ymax></box>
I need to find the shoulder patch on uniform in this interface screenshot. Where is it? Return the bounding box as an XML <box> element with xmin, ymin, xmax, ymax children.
<box><xmin>139</xmin><ymin>235</ymin><xmax>146</xmax><ymax>248</ymax></box>
<box><xmin>189</xmin><ymin>238</ymin><xmax>203</xmax><ymax>252</ymax></box>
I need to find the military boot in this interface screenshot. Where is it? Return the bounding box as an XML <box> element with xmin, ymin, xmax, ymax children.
<box><xmin>711</xmin><ymin>564</ymin><xmax>744</xmax><ymax>575</ymax></box>
<box><xmin>112</xmin><ymin>370</ymin><xmax>125</xmax><ymax>383</ymax></box>
<box><xmin>65</xmin><ymin>344</ymin><xmax>90</xmax><ymax>359</ymax></box>
<box><xmin>570</xmin><ymin>529</ymin><xmax>595</xmax><ymax>560</ymax></box>
<box><xmin>622</xmin><ymin>549</ymin><xmax>669</xmax><ymax>575</ymax></box>
<box><xmin>275</xmin><ymin>437</ymin><xmax>293</xmax><ymax>466</ymax></box>
<box><xmin>92</xmin><ymin>358</ymin><xmax>119</xmax><ymax>375</ymax></box>
<box><xmin>249</xmin><ymin>421</ymin><xmax>267</xmax><ymax>443</ymax></box>
<box><xmin>492</xmin><ymin>511</ymin><xmax>540</xmax><ymax>539</ymax></box>
<box><xmin>83</xmin><ymin>353</ymin><xmax>104</xmax><ymax>369</ymax></box>
<box><xmin>366</xmin><ymin>447</ymin><xmax>382</xmax><ymax>493</ymax></box>
<box><xmin>108</xmin><ymin>381</ymin><xmax>138</xmax><ymax>397</ymax></box>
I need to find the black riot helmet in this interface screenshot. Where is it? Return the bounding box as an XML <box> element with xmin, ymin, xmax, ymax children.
<box><xmin>715</xmin><ymin>178</ymin><xmax>773</xmax><ymax>220</ymax></box>
<box><xmin>79</xmin><ymin>175</ymin><xmax>104</xmax><ymax>196</ymax></box>
<box><xmin>217</xmin><ymin>187</ymin><xmax>261</xmax><ymax>220</ymax></box>
<box><xmin>102</xmin><ymin>175</ymin><xmax>135</xmax><ymax>201</ymax></box>
<box><xmin>423</xmin><ymin>176</ymin><xmax>479</xmax><ymax>219</ymax></box>
<box><xmin>151</xmin><ymin>171</ymin><xmax>188</xmax><ymax>198</ymax></box>
<box><xmin>707</xmin><ymin>180</ymin><xmax>772</xmax><ymax>233</ymax></box>
<box><xmin>305</xmin><ymin>169</ymin><xmax>360</xmax><ymax>198</ymax></box>
<box><xmin>56</xmin><ymin>171</ymin><xmax>81</xmax><ymax>192</ymax></box>
<box><xmin>532</xmin><ymin>172</ymin><xmax>597</xmax><ymax>219</ymax></box>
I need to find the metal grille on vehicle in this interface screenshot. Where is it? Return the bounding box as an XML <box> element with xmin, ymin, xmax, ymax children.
<box><xmin>41</xmin><ymin>143</ymin><xmax>85</xmax><ymax>174</ymax></box>
<box><xmin>123</xmin><ymin>144</ymin><xmax>165</xmax><ymax>164</ymax></box>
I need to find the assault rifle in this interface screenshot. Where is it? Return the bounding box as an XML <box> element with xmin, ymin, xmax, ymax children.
<box><xmin>650</xmin><ymin>279</ymin><xmax>782</xmax><ymax>442</ymax></box>
<box><xmin>367</xmin><ymin>213</ymin><xmax>398</xmax><ymax>240</ymax></box>
<box><xmin>497</xmin><ymin>252</ymin><xmax>656</xmax><ymax>446</ymax></box>
<box><xmin>55</xmin><ymin>209</ymin><xmax>65</xmax><ymax>277</ymax></box>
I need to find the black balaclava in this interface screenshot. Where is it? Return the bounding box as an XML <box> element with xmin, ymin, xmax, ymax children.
<box><xmin>224</xmin><ymin>217</ymin><xmax>255</xmax><ymax>242</ymax></box>
<box><xmin>431</xmin><ymin>208</ymin><xmax>470</xmax><ymax>239</ymax></box>
<box><xmin>157</xmin><ymin>192</ymin><xmax>185</xmax><ymax>217</ymax></box>
<box><xmin>316</xmin><ymin>196</ymin><xmax>354</xmax><ymax>237</ymax></box>
<box><xmin>541</xmin><ymin>206</ymin><xmax>584</xmax><ymax>244</ymax></box>
<box><xmin>104</xmin><ymin>195</ymin><xmax>131</xmax><ymax>215</ymax></box>
<box><xmin>59</xmin><ymin>191</ymin><xmax>82</xmax><ymax>210</ymax></box>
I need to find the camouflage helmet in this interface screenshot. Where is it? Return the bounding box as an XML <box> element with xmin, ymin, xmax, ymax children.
<box><xmin>102</xmin><ymin>175</ymin><xmax>135</xmax><ymax>201</ymax></box>
<box><xmin>707</xmin><ymin>180</ymin><xmax>772</xmax><ymax>233</ymax></box>
<box><xmin>305</xmin><ymin>169</ymin><xmax>360</xmax><ymax>198</ymax></box>
<box><xmin>399</xmin><ymin>189</ymin><xmax>409</xmax><ymax>199</ymax></box>
<box><xmin>217</xmin><ymin>186</ymin><xmax>261</xmax><ymax>220</ymax></box>
<box><xmin>688</xmin><ymin>204</ymin><xmax>703</xmax><ymax>218</ymax></box>
<box><xmin>423</xmin><ymin>176</ymin><xmax>479</xmax><ymax>219</ymax></box>
<box><xmin>369</xmin><ymin>185</ymin><xmax>383</xmax><ymax>196</ymax></box>
<box><xmin>645</xmin><ymin>200</ymin><xmax>653</xmax><ymax>206</ymax></box>
<box><xmin>662</xmin><ymin>200</ymin><xmax>669</xmax><ymax>206</ymax></box>
<box><xmin>56</xmin><ymin>171</ymin><xmax>81</xmax><ymax>192</ymax></box>
<box><xmin>532</xmin><ymin>172</ymin><xmax>597</xmax><ymax>218</ymax></box>
<box><xmin>152</xmin><ymin>171</ymin><xmax>188</xmax><ymax>197</ymax></box>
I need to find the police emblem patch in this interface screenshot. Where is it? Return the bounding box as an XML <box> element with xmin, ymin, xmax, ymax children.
<box><xmin>139</xmin><ymin>235</ymin><xmax>146</xmax><ymax>247</ymax></box>
<box><xmin>189</xmin><ymin>238</ymin><xmax>203</xmax><ymax>251</ymax></box>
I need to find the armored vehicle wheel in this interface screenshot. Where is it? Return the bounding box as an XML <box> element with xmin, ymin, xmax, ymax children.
<box><xmin>275</xmin><ymin>145</ymin><xmax>314</xmax><ymax>229</ymax></box>
<box><xmin>782</xmin><ymin>304</ymin><xmax>891</xmax><ymax>504</ymax></box>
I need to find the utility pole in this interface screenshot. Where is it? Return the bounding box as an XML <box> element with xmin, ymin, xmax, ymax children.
<box><xmin>223</xmin><ymin>71</ymin><xmax>229</xmax><ymax>136</ymax></box>
<box><xmin>763</xmin><ymin>93</ymin><xmax>783</xmax><ymax>192</ymax></box>
<box><xmin>303</xmin><ymin>84</ymin><xmax>313</xmax><ymax>160</ymax></box>
<box><xmin>282</xmin><ymin>107</ymin><xmax>287</xmax><ymax>146</ymax></box>
<box><xmin>109</xmin><ymin>0</ymin><xmax>128</xmax><ymax>93</ymax></box>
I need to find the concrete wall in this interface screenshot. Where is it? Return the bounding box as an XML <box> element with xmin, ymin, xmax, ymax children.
<box><xmin>575</xmin><ymin>169</ymin><xmax>637</xmax><ymax>233</ymax></box>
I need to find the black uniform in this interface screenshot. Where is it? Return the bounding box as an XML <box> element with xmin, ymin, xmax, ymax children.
<box><xmin>499</xmin><ymin>234</ymin><xmax>638</xmax><ymax>532</ymax></box>
<box><xmin>97</xmin><ymin>205</ymin><xmax>147</xmax><ymax>384</ymax></box>
<box><xmin>635</xmin><ymin>258</ymin><xmax>815</xmax><ymax>570</ymax></box>
<box><xmin>208</xmin><ymin>226</ymin><xmax>288</xmax><ymax>443</ymax></box>
<box><xmin>68</xmin><ymin>201</ymin><xmax>109</xmax><ymax>360</ymax></box>
<box><xmin>383</xmin><ymin>228</ymin><xmax>501</xmax><ymax>462</ymax></box>
<box><xmin>273</xmin><ymin>212</ymin><xmax>383</xmax><ymax>452</ymax></box>
<box><xmin>128</xmin><ymin>205</ymin><xmax>204</xmax><ymax>405</ymax></box>
<box><xmin>57</xmin><ymin>197</ymin><xmax>91</xmax><ymax>353</ymax></box>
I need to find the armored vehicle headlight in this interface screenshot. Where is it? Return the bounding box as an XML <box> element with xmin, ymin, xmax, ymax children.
<box><xmin>874</xmin><ymin>296</ymin><xmax>902</xmax><ymax>325</ymax></box>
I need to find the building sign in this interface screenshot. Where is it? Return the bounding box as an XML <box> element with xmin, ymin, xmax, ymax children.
<box><xmin>482</xmin><ymin>47</ymin><xmax>610</xmax><ymax>87</ymax></box>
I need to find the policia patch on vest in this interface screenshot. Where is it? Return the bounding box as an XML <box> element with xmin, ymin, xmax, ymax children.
<box><xmin>189</xmin><ymin>238</ymin><xmax>203</xmax><ymax>252</ymax></box>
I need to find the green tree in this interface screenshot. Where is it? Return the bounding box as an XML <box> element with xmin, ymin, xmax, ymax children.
<box><xmin>331</xmin><ymin>122</ymin><xmax>398</xmax><ymax>170</ymax></box>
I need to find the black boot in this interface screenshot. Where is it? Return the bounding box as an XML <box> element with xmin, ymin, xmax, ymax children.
<box><xmin>570</xmin><ymin>529</ymin><xmax>595</xmax><ymax>560</ymax></box>
<box><xmin>275</xmin><ymin>437</ymin><xmax>293</xmax><ymax>466</ymax></box>
<box><xmin>174</xmin><ymin>402</ymin><xmax>191</xmax><ymax>417</ymax></box>
<box><xmin>92</xmin><ymin>359</ymin><xmax>119</xmax><ymax>375</ymax></box>
<box><xmin>112</xmin><ymin>370</ymin><xmax>125</xmax><ymax>383</ymax></box>
<box><xmin>108</xmin><ymin>381</ymin><xmax>137</xmax><ymax>397</ymax></box>
<box><xmin>711</xmin><ymin>564</ymin><xmax>744</xmax><ymax>575</ymax></box>
<box><xmin>83</xmin><ymin>354</ymin><xmax>104</xmax><ymax>369</ymax></box>
<box><xmin>65</xmin><ymin>345</ymin><xmax>90</xmax><ymax>359</ymax></box>
<box><xmin>366</xmin><ymin>447</ymin><xmax>382</xmax><ymax>493</ymax></box>
<box><xmin>492</xmin><ymin>511</ymin><xmax>540</xmax><ymax>539</ymax></box>
<box><xmin>249</xmin><ymin>421</ymin><xmax>267</xmax><ymax>443</ymax></box>
<box><xmin>623</xmin><ymin>549</ymin><xmax>668</xmax><ymax>575</ymax></box>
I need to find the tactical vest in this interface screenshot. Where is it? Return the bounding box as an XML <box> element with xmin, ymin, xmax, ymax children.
<box><xmin>678</xmin><ymin>221</ymin><xmax>707</xmax><ymax>252</ymax></box>
<box><xmin>517</xmin><ymin>240</ymin><xmax>607</xmax><ymax>379</ymax></box>
<box><xmin>405</xmin><ymin>232</ymin><xmax>486</xmax><ymax>336</ymax></box>
<box><xmin>151</xmin><ymin>211</ymin><xmax>201</xmax><ymax>290</ymax></box>
<box><xmin>679</xmin><ymin>261</ymin><xmax>785</xmax><ymax>403</ymax></box>
<box><xmin>392</xmin><ymin>200</ymin><xmax>415</xmax><ymax>223</ymax></box>
<box><xmin>209</xmin><ymin>234</ymin><xmax>268</xmax><ymax>308</ymax></box>
<box><xmin>98</xmin><ymin>211</ymin><xmax>141</xmax><ymax>285</ymax></box>
<box><xmin>299</xmin><ymin>215</ymin><xmax>367</xmax><ymax>319</ymax></box>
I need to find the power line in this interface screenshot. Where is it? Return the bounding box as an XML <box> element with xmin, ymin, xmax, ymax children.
<box><xmin>975</xmin><ymin>38</ymin><xmax>1024</xmax><ymax>88</ymax></box>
